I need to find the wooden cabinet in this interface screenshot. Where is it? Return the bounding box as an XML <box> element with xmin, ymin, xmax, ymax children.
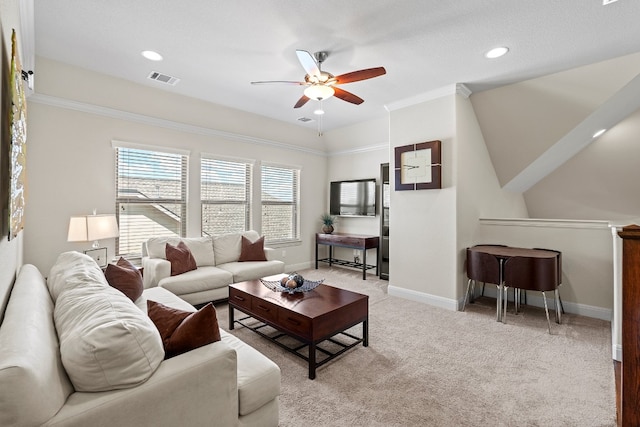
<box><xmin>618</xmin><ymin>225</ymin><xmax>640</xmax><ymax>426</ymax></box>
<box><xmin>379</xmin><ymin>163</ymin><xmax>390</xmax><ymax>280</ymax></box>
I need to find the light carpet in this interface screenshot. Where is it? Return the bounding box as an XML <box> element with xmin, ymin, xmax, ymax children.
<box><xmin>215</xmin><ymin>266</ymin><xmax>616</xmax><ymax>427</ymax></box>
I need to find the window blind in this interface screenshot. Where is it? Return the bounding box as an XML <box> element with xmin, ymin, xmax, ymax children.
<box><xmin>115</xmin><ymin>146</ymin><xmax>188</xmax><ymax>256</ymax></box>
<box><xmin>261</xmin><ymin>164</ymin><xmax>300</xmax><ymax>243</ymax></box>
<box><xmin>201</xmin><ymin>157</ymin><xmax>252</xmax><ymax>236</ymax></box>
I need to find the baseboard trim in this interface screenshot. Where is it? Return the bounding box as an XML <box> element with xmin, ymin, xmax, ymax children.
<box><xmin>388</xmin><ymin>285</ymin><xmax>458</xmax><ymax>311</ymax></box>
<box><xmin>388</xmin><ymin>284</ymin><xmax>613</xmax><ymax>321</ymax></box>
<box><xmin>474</xmin><ymin>286</ymin><xmax>612</xmax><ymax>321</ymax></box>
<box><xmin>285</xmin><ymin>261</ymin><xmax>313</xmax><ymax>272</ymax></box>
<box><xmin>613</xmin><ymin>343</ymin><xmax>622</xmax><ymax>361</ymax></box>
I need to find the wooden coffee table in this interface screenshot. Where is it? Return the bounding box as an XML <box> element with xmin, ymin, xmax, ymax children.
<box><xmin>229</xmin><ymin>275</ymin><xmax>369</xmax><ymax>379</ymax></box>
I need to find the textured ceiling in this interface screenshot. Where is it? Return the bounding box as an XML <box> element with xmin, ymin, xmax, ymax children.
<box><xmin>34</xmin><ymin>0</ymin><xmax>640</xmax><ymax>132</ymax></box>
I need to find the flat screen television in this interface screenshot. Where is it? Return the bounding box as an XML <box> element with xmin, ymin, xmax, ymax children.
<box><xmin>330</xmin><ymin>179</ymin><xmax>377</xmax><ymax>217</ymax></box>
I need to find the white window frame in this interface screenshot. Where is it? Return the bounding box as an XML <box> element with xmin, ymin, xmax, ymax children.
<box><xmin>260</xmin><ymin>162</ymin><xmax>301</xmax><ymax>244</ymax></box>
<box><xmin>200</xmin><ymin>154</ymin><xmax>254</xmax><ymax>236</ymax></box>
<box><xmin>113</xmin><ymin>141</ymin><xmax>189</xmax><ymax>257</ymax></box>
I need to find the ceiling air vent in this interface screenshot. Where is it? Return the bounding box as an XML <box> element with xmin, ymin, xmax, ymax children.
<box><xmin>147</xmin><ymin>71</ymin><xmax>180</xmax><ymax>85</ymax></box>
<box><xmin>297</xmin><ymin>117</ymin><xmax>314</xmax><ymax>123</ymax></box>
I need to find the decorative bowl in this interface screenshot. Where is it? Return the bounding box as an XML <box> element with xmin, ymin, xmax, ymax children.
<box><xmin>260</xmin><ymin>276</ymin><xmax>324</xmax><ymax>294</ymax></box>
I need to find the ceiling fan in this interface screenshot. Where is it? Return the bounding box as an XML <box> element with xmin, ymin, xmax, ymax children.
<box><xmin>251</xmin><ymin>50</ymin><xmax>386</xmax><ymax>109</ymax></box>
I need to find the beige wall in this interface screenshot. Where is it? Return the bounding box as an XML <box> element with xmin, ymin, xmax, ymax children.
<box><xmin>475</xmin><ymin>219</ymin><xmax>613</xmax><ymax>320</ymax></box>
<box><xmin>25</xmin><ymin>57</ymin><xmax>326</xmax><ymax>275</ymax></box>
<box><xmin>455</xmin><ymin>94</ymin><xmax>528</xmax><ymax>299</ymax></box>
<box><xmin>323</xmin><ymin>117</ymin><xmax>390</xmax><ymax>266</ymax></box>
<box><xmin>388</xmin><ymin>95</ymin><xmax>458</xmax><ymax>304</ymax></box>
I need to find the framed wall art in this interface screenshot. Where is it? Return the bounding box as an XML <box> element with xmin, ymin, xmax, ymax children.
<box><xmin>8</xmin><ymin>29</ymin><xmax>27</xmax><ymax>240</ymax></box>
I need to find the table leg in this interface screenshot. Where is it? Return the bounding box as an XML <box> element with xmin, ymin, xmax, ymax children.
<box><xmin>497</xmin><ymin>258</ymin><xmax>504</xmax><ymax>322</ymax></box>
<box><xmin>362</xmin><ymin>249</ymin><xmax>367</xmax><ymax>280</ymax></box>
<box><xmin>363</xmin><ymin>319</ymin><xmax>369</xmax><ymax>347</ymax></box>
<box><xmin>309</xmin><ymin>342</ymin><xmax>317</xmax><ymax>380</ymax></box>
<box><xmin>375</xmin><ymin>247</ymin><xmax>379</xmax><ymax>277</ymax></box>
<box><xmin>329</xmin><ymin>246</ymin><xmax>333</xmax><ymax>266</ymax></box>
<box><xmin>229</xmin><ymin>305</ymin><xmax>235</xmax><ymax>330</ymax></box>
<box><xmin>315</xmin><ymin>242</ymin><xmax>318</xmax><ymax>269</ymax></box>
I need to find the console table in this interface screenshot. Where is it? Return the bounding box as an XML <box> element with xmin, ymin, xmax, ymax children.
<box><xmin>315</xmin><ymin>233</ymin><xmax>379</xmax><ymax>280</ymax></box>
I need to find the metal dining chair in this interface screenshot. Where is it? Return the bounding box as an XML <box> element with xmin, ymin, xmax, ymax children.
<box><xmin>502</xmin><ymin>255</ymin><xmax>560</xmax><ymax>333</ymax></box>
<box><xmin>463</xmin><ymin>248</ymin><xmax>501</xmax><ymax>319</ymax></box>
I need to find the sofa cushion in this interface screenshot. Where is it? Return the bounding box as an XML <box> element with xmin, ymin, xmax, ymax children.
<box><xmin>47</xmin><ymin>251</ymin><xmax>110</xmax><ymax>302</ymax></box>
<box><xmin>213</xmin><ymin>230</ymin><xmax>260</xmax><ymax>265</ymax></box>
<box><xmin>148</xmin><ymin>300</ymin><xmax>221</xmax><ymax>358</ymax></box>
<box><xmin>158</xmin><ymin>265</ymin><xmax>233</xmax><ymax>296</ymax></box>
<box><xmin>218</xmin><ymin>260</ymin><xmax>285</xmax><ymax>283</ymax></box>
<box><xmin>54</xmin><ymin>280</ymin><xmax>164</xmax><ymax>392</ymax></box>
<box><xmin>0</xmin><ymin>265</ymin><xmax>74</xmax><ymax>427</ymax></box>
<box><xmin>220</xmin><ymin>330</ymin><xmax>281</xmax><ymax>416</ymax></box>
<box><xmin>166</xmin><ymin>241</ymin><xmax>198</xmax><ymax>276</ymax></box>
<box><xmin>239</xmin><ymin>236</ymin><xmax>267</xmax><ymax>262</ymax></box>
<box><xmin>105</xmin><ymin>257</ymin><xmax>143</xmax><ymax>302</ymax></box>
<box><xmin>147</xmin><ymin>236</ymin><xmax>215</xmax><ymax>267</ymax></box>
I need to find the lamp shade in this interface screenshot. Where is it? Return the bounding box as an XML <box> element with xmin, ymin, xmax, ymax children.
<box><xmin>68</xmin><ymin>214</ymin><xmax>119</xmax><ymax>242</ymax></box>
<box><xmin>303</xmin><ymin>84</ymin><xmax>335</xmax><ymax>101</ymax></box>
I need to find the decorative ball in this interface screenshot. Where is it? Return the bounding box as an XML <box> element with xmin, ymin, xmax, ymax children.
<box><xmin>286</xmin><ymin>279</ymin><xmax>298</xmax><ymax>289</ymax></box>
<box><xmin>280</xmin><ymin>277</ymin><xmax>289</xmax><ymax>286</ymax></box>
<box><xmin>290</xmin><ymin>274</ymin><xmax>305</xmax><ymax>288</ymax></box>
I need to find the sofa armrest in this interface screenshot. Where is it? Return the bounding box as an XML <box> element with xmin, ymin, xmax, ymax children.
<box><xmin>44</xmin><ymin>341</ymin><xmax>238</xmax><ymax>427</ymax></box>
<box><xmin>141</xmin><ymin>257</ymin><xmax>171</xmax><ymax>288</ymax></box>
<box><xmin>264</xmin><ymin>247</ymin><xmax>277</xmax><ymax>261</ymax></box>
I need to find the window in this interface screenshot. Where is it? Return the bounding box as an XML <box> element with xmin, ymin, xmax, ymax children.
<box><xmin>261</xmin><ymin>164</ymin><xmax>300</xmax><ymax>243</ymax></box>
<box><xmin>201</xmin><ymin>157</ymin><xmax>252</xmax><ymax>236</ymax></box>
<box><xmin>114</xmin><ymin>144</ymin><xmax>188</xmax><ymax>256</ymax></box>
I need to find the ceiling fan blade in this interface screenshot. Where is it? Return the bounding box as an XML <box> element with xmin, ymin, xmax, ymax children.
<box><xmin>296</xmin><ymin>50</ymin><xmax>321</xmax><ymax>78</ymax></box>
<box><xmin>294</xmin><ymin>95</ymin><xmax>310</xmax><ymax>108</ymax></box>
<box><xmin>334</xmin><ymin>67</ymin><xmax>386</xmax><ymax>84</ymax></box>
<box><xmin>333</xmin><ymin>87</ymin><xmax>364</xmax><ymax>105</ymax></box>
<box><xmin>251</xmin><ymin>80</ymin><xmax>305</xmax><ymax>85</ymax></box>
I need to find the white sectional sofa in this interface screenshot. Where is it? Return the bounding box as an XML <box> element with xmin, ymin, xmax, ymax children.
<box><xmin>0</xmin><ymin>252</ymin><xmax>281</xmax><ymax>427</ymax></box>
<box><xmin>142</xmin><ymin>231</ymin><xmax>285</xmax><ymax>305</ymax></box>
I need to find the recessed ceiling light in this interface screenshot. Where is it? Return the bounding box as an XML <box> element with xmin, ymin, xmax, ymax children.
<box><xmin>141</xmin><ymin>50</ymin><xmax>163</xmax><ymax>61</ymax></box>
<box><xmin>485</xmin><ymin>47</ymin><xmax>509</xmax><ymax>59</ymax></box>
<box><xmin>592</xmin><ymin>129</ymin><xmax>606</xmax><ymax>138</ymax></box>
<box><xmin>313</xmin><ymin>108</ymin><xmax>325</xmax><ymax>115</ymax></box>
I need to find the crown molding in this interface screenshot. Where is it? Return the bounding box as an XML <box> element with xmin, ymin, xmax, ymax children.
<box><xmin>328</xmin><ymin>143</ymin><xmax>389</xmax><ymax>157</ymax></box>
<box><xmin>385</xmin><ymin>83</ymin><xmax>472</xmax><ymax>112</ymax></box>
<box><xmin>28</xmin><ymin>93</ymin><xmax>328</xmax><ymax>157</ymax></box>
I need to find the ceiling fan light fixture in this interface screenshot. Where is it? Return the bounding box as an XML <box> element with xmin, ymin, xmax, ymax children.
<box><xmin>304</xmin><ymin>84</ymin><xmax>335</xmax><ymax>101</ymax></box>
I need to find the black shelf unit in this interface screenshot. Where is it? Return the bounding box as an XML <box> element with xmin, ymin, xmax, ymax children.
<box><xmin>379</xmin><ymin>163</ymin><xmax>389</xmax><ymax>280</ymax></box>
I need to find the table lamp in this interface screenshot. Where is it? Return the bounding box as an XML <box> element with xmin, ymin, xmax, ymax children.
<box><xmin>68</xmin><ymin>210</ymin><xmax>119</xmax><ymax>267</ymax></box>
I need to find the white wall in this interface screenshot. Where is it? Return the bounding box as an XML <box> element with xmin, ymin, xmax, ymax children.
<box><xmin>455</xmin><ymin>94</ymin><xmax>528</xmax><ymax>298</ymax></box>
<box><xmin>388</xmin><ymin>95</ymin><xmax>458</xmax><ymax>304</ymax></box>
<box><xmin>322</xmin><ymin>117</ymin><xmax>389</xmax><ymax>269</ymax></box>
<box><xmin>385</xmin><ymin>89</ymin><xmax>529</xmax><ymax>310</ymax></box>
<box><xmin>24</xmin><ymin>58</ymin><xmax>326</xmax><ymax>274</ymax></box>
<box><xmin>475</xmin><ymin>219</ymin><xmax>613</xmax><ymax>320</ymax></box>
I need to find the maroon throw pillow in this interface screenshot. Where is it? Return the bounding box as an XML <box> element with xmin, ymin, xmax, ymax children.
<box><xmin>147</xmin><ymin>300</ymin><xmax>221</xmax><ymax>359</ymax></box>
<box><xmin>238</xmin><ymin>236</ymin><xmax>267</xmax><ymax>262</ymax></box>
<box><xmin>104</xmin><ymin>257</ymin><xmax>143</xmax><ymax>302</ymax></box>
<box><xmin>165</xmin><ymin>241</ymin><xmax>197</xmax><ymax>276</ymax></box>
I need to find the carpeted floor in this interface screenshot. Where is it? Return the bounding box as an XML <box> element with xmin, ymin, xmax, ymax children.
<box><xmin>215</xmin><ymin>266</ymin><xmax>616</xmax><ymax>427</ymax></box>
